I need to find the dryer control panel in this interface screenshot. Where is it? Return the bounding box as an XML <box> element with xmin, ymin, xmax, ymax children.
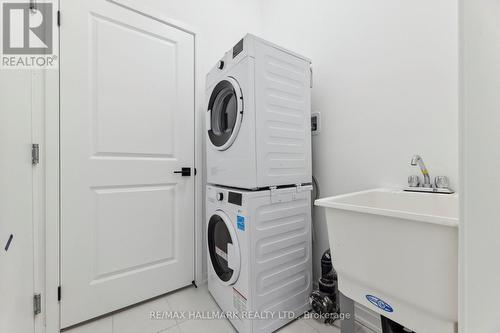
<box><xmin>233</xmin><ymin>38</ymin><xmax>244</xmax><ymax>58</ymax></box>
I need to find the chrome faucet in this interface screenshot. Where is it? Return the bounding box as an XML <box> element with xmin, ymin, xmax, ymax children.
<box><xmin>410</xmin><ymin>155</ymin><xmax>431</xmax><ymax>188</ymax></box>
<box><xmin>406</xmin><ymin>154</ymin><xmax>455</xmax><ymax>194</ymax></box>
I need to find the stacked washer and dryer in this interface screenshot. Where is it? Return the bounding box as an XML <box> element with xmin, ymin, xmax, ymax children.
<box><xmin>205</xmin><ymin>34</ymin><xmax>313</xmax><ymax>333</ymax></box>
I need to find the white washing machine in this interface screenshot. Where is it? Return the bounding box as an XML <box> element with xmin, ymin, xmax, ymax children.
<box><xmin>206</xmin><ymin>184</ymin><xmax>312</xmax><ymax>333</ymax></box>
<box><xmin>206</xmin><ymin>34</ymin><xmax>312</xmax><ymax>189</ymax></box>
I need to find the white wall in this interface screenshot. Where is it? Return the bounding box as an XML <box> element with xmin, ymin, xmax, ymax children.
<box><xmin>139</xmin><ymin>0</ymin><xmax>262</xmax><ymax>83</ymax></box>
<box><xmin>260</xmin><ymin>0</ymin><xmax>459</xmax><ymax>283</ymax></box>
<box><xmin>460</xmin><ymin>0</ymin><xmax>500</xmax><ymax>331</ymax></box>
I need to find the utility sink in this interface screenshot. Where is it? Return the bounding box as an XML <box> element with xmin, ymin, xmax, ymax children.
<box><xmin>315</xmin><ymin>189</ymin><xmax>458</xmax><ymax>333</ymax></box>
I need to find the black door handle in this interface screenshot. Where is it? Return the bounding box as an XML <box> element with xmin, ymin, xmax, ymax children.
<box><xmin>173</xmin><ymin>167</ymin><xmax>191</xmax><ymax>176</ymax></box>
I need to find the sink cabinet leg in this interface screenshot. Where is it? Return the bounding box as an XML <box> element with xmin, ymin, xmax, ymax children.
<box><xmin>340</xmin><ymin>292</ymin><xmax>355</xmax><ymax>333</ymax></box>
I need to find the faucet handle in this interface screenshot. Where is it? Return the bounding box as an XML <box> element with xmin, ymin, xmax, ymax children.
<box><xmin>434</xmin><ymin>176</ymin><xmax>450</xmax><ymax>189</ymax></box>
<box><xmin>408</xmin><ymin>175</ymin><xmax>421</xmax><ymax>187</ymax></box>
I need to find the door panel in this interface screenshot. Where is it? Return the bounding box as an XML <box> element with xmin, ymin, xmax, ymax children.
<box><xmin>92</xmin><ymin>185</ymin><xmax>177</xmax><ymax>279</ymax></box>
<box><xmin>60</xmin><ymin>0</ymin><xmax>195</xmax><ymax>327</ymax></box>
<box><xmin>91</xmin><ymin>13</ymin><xmax>177</xmax><ymax>156</ymax></box>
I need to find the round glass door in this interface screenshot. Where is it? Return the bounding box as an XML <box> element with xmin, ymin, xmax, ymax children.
<box><xmin>207</xmin><ymin>77</ymin><xmax>243</xmax><ymax>151</ymax></box>
<box><xmin>207</xmin><ymin>211</ymin><xmax>240</xmax><ymax>285</ymax></box>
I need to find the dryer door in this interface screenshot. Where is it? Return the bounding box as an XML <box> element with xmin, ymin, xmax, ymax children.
<box><xmin>207</xmin><ymin>210</ymin><xmax>241</xmax><ymax>285</ymax></box>
<box><xmin>206</xmin><ymin>77</ymin><xmax>243</xmax><ymax>151</ymax></box>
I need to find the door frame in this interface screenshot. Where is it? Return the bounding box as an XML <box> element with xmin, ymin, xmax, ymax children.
<box><xmin>44</xmin><ymin>3</ymin><xmax>202</xmax><ymax>331</ymax></box>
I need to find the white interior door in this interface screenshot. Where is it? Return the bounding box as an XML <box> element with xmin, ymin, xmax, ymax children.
<box><xmin>60</xmin><ymin>0</ymin><xmax>195</xmax><ymax>327</ymax></box>
<box><xmin>0</xmin><ymin>71</ymin><xmax>35</xmax><ymax>333</ymax></box>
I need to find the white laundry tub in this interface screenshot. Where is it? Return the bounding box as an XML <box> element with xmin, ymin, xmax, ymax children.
<box><xmin>315</xmin><ymin>188</ymin><xmax>458</xmax><ymax>333</ymax></box>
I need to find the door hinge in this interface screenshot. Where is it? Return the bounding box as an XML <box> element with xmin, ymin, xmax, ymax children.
<box><xmin>34</xmin><ymin>293</ymin><xmax>41</xmax><ymax>315</ymax></box>
<box><xmin>57</xmin><ymin>10</ymin><xmax>60</xmax><ymax>26</ymax></box>
<box><xmin>57</xmin><ymin>286</ymin><xmax>61</xmax><ymax>301</ymax></box>
<box><xmin>32</xmin><ymin>144</ymin><xmax>39</xmax><ymax>165</ymax></box>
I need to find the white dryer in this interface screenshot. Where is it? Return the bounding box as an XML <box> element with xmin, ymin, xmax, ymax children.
<box><xmin>206</xmin><ymin>184</ymin><xmax>312</xmax><ymax>333</ymax></box>
<box><xmin>206</xmin><ymin>34</ymin><xmax>312</xmax><ymax>189</ymax></box>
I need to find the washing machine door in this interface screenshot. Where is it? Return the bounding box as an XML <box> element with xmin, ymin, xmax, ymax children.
<box><xmin>206</xmin><ymin>77</ymin><xmax>243</xmax><ymax>151</ymax></box>
<box><xmin>207</xmin><ymin>210</ymin><xmax>241</xmax><ymax>285</ymax></box>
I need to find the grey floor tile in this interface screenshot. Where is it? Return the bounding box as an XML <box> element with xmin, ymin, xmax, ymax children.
<box><xmin>277</xmin><ymin>317</ymin><xmax>319</xmax><ymax>333</ymax></box>
<box><xmin>165</xmin><ymin>285</ymin><xmax>221</xmax><ymax>324</ymax></box>
<box><xmin>158</xmin><ymin>325</ymin><xmax>182</xmax><ymax>333</ymax></box>
<box><xmin>302</xmin><ymin>315</ymin><xmax>341</xmax><ymax>333</ymax></box>
<box><xmin>113</xmin><ymin>297</ymin><xmax>176</xmax><ymax>333</ymax></box>
<box><xmin>178</xmin><ymin>317</ymin><xmax>235</xmax><ymax>333</ymax></box>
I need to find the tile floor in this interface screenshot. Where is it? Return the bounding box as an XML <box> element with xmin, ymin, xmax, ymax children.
<box><xmin>65</xmin><ymin>284</ymin><xmax>374</xmax><ymax>333</ymax></box>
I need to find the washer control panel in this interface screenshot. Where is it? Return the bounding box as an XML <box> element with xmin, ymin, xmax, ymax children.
<box><xmin>207</xmin><ymin>186</ymin><xmax>243</xmax><ymax>207</ymax></box>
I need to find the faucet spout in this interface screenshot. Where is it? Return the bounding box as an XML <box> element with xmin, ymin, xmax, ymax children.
<box><xmin>411</xmin><ymin>155</ymin><xmax>431</xmax><ymax>187</ymax></box>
